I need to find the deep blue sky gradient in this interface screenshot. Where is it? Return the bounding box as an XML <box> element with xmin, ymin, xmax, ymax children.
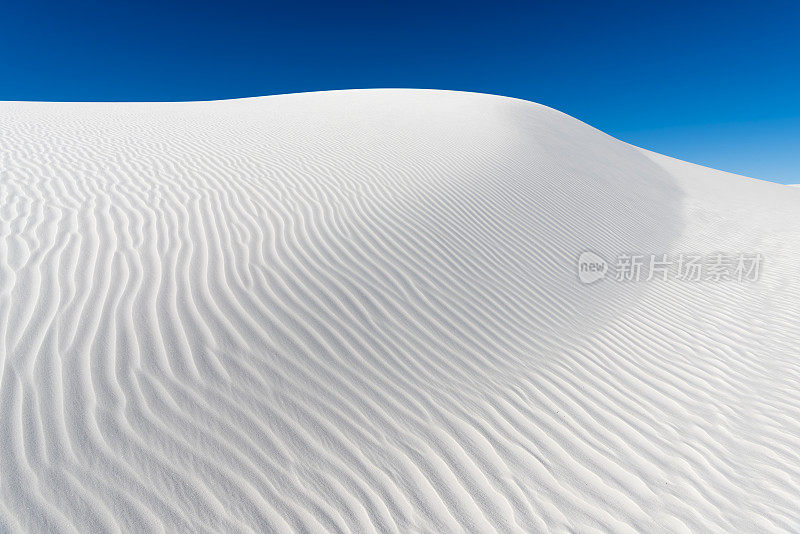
<box><xmin>2</xmin><ymin>0</ymin><xmax>799</xmax><ymax>183</ymax></box>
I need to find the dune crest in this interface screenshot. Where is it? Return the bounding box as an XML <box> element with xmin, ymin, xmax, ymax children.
<box><xmin>1</xmin><ymin>90</ymin><xmax>799</xmax><ymax>533</ymax></box>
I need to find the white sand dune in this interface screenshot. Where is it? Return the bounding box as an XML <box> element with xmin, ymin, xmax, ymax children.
<box><xmin>1</xmin><ymin>89</ymin><xmax>799</xmax><ymax>533</ymax></box>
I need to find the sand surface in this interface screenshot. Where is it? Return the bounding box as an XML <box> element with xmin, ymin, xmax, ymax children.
<box><xmin>1</xmin><ymin>89</ymin><xmax>799</xmax><ymax>532</ymax></box>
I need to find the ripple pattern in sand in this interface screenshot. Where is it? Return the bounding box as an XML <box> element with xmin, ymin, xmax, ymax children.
<box><xmin>1</xmin><ymin>90</ymin><xmax>799</xmax><ymax>533</ymax></box>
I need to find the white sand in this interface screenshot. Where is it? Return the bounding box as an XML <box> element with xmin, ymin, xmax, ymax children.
<box><xmin>1</xmin><ymin>89</ymin><xmax>799</xmax><ymax>533</ymax></box>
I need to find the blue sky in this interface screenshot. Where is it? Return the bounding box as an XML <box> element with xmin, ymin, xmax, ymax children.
<box><xmin>2</xmin><ymin>0</ymin><xmax>799</xmax><ymax>183</ymax></box>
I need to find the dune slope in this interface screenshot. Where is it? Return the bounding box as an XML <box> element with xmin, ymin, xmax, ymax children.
<box><xmin>1</xmin><ymin>90</ymin><xmax>799</xmax><ymax>533</ymax></box>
